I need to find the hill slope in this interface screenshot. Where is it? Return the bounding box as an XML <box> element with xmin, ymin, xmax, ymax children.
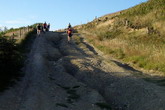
<box><xmin>0</xmin><ymin>25</ymin><xmax>36</xmax><ymax>91</ymax></box>
<box><xmin>76</xmin><ymin>0</ymin><xmax>165</xmax><ymax>74</ymax></box>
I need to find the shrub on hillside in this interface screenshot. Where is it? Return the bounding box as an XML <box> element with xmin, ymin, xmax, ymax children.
<box><xmin>0</xmin><ymin>36</ymin><xmax>23</xmax><ymax>90</ymax></box>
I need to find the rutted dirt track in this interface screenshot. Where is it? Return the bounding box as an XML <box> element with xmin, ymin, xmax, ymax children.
<box><xmin>0</xmin><ymin>32</ymin><xmax>165</xmax><ymax>110</ymax></box>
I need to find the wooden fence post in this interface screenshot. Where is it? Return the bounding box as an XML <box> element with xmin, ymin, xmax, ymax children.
<box><xmin>20</xmin><ymin>29</ymin><xmax>21</xmax><ymax>38</ymax></box>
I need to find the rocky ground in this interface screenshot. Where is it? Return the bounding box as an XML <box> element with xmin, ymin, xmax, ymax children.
<box><xmin>0</xmin><ymin>32</ymin><xmax>165</xmax><ymax>110</ymax></box>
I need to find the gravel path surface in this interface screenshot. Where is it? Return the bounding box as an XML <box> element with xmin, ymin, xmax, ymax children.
<box><xmin>0</xmin><ymin>32</ymin><xmax>165</xmax><ymax>110</ymax></box>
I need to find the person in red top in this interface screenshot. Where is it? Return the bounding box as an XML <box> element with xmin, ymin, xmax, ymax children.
<box><xmin>67</xmin><ymin>28</ymin><xmax>73</xmax><ymax>43</ymax></box>
<box><xmin>43</xmin><ymin>22</ymin><xmax>47</xmax><ymax>33</ymax></box>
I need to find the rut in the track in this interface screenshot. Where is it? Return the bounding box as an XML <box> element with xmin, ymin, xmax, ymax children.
<box><xmin>0</xmin><ymin>32</ymin><xmax>165</xmax><ymax>110</ymax></box>
<box><xmin>0</xmin><ymin>32</ymin><xmax>108</xmax><ymax>110</ymax></box>
<box><xmin>57</xmin><ymin>32</ymin><xmax>165</xmax><ymax>110</ymax></box>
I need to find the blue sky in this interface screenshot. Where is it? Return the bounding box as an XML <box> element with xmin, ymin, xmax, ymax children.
<box><xmin>0</xmin><ymin>0</ymin><xmax>148</xmax><ymax>30</ymax></box>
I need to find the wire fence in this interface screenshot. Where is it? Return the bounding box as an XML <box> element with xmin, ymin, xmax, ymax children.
<box><xmin>9</xmin><ymin>26</ymin><xmax>33</xmax><ymax>40</ymax></box>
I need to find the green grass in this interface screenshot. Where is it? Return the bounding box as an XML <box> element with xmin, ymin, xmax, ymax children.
<box><xmin>0</xmin><ymin>37</ymin><xmax>23</xmax><ymax>91</ymax></box>
<box><xmin>124</xmin><ymin>56</ymin><xmax>147</xmax><ymax>67</ymax></box>
<box><xmin>18</xmin><ymin>29</ymin><xmax>36</xmax><ymax>53</ymax></box>
<box><xmin>0</xmin><ymin>29</ymin><xmax>36</xmax><ymax>92</ymax></box>
<box><xmin>75</xmin><ymin>0</ymin><xmax>165</xmax><ymax>75</ymax></box>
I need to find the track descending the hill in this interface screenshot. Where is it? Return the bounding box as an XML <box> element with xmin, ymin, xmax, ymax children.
<box><xmin>0</xmin><ymin>32</ymin><xmax>165</xmax><ymax>110</ymax></box>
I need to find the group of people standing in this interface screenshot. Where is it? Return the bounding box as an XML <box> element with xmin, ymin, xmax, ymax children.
<box><xmin>36</xmin><ymin>22</ymin><xmax>50</xmax><ymax>36</ymax></box>
<box><xmin>36</xmin><ymin>22</ymin><xmax>73</xmax><ymax>43</ymax></box>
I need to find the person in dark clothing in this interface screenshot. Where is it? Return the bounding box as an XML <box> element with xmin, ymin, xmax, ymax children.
<box><xmin>47</xmin><ymin>23</ymin><xmax>50</xmax><ymax>31</ymax></box>
<box><xmin>68</xmin><ymin>23</ymin><xmax>71</xmax><ymax>29</ymax></box>
<box><xmin>36</xmin><ymin>24</ymin><xmax>42</xmax><ymax>36</ymax></box>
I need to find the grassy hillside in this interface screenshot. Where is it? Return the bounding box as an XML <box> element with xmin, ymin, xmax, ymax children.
<box><xmin>76</xmin><ymin>0</ymin><xmax>165</xmax><ymax>74</ymax></box>
<box><xmin>0</xmin><ymin>24</ymin><xmax>36</xmax><ymax>92</ymax></box>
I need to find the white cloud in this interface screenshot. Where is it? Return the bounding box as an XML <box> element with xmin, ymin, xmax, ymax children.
<box><xmin>5</xmin><ymin>20</ymin><xmax>22</xmax><ymax>24</ymax></box>
<box><xmin>5</xmin><ymin>16</ymin><xmax>37</xmax><ymax>25</ymax></box>
<box><xmin>3</xmin><ymin>19</ymin><xmax>31</xmax><ymax>29</ymax></box>
<box><xmin>3</xmin><ymin>16</ymin><xmax>38</xmax><ymax>28</ymax></box>
<box><xmin>5</xmin><ymin>18</ymin><xmax>31</xmax><ymax>25</ymax></box>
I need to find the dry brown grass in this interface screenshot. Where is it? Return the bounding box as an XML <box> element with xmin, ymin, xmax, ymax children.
<box><xmin>75</xmin><ymin>0</ymin><xmax>165</xmax><ymax>74</ymax></box>
<box><xmin>96</xmin><ymin>20</ymin><xmax>115</xmax><ymax>28</ymax></box>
